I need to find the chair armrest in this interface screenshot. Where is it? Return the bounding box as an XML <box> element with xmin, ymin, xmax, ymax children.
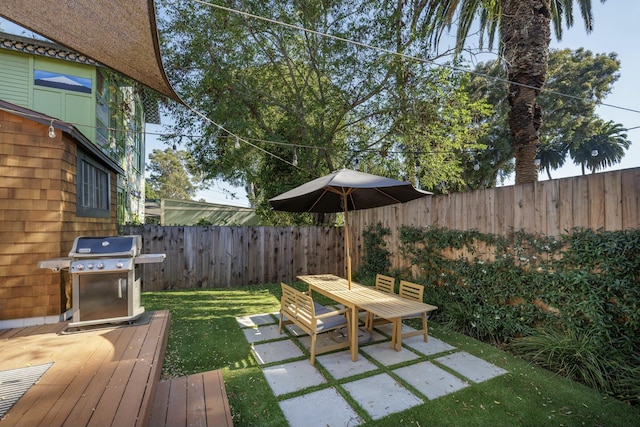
<box><xmin>315</xmin><ymin>307</ymin><xmax>349</xmax><ymax>319</ymax></box>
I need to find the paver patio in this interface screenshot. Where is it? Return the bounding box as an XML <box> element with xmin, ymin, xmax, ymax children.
<box><xmin>237</xmin><ymin>311</ymin><xmax>508</xmax><ymax>427</ymax></box>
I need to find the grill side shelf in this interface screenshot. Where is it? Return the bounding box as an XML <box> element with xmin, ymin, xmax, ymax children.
<box><xmin>134</xmin><ymin>254</ymin><xmax>166</xmax><ymax>264</ymax></box>
<box><xmin>38</xmin><ymin>258</ymin><xmax>72</xmax><ymax>272</ymax></box>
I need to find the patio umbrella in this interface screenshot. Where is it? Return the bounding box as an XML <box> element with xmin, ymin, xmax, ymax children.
<box><xmin>269</xmin><ymin>168</ymin><xmax>430</xmax><ymax>288</ymax></box>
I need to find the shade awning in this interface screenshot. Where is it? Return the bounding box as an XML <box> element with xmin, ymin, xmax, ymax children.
<box><xmin>0</xmin><ymin>0</ymin><xmax>181</xmax><ymax>102</ymax></box>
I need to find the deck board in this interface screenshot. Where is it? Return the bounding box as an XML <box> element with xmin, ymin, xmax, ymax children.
<box><xmin>186</xmin><ymin>374</ymin><xmax>207</xmax><ymax>427</ymax></box>
<box><xmin>35</xmin><ymin>329</ymin><xmax>124</xmax><ymax>427</ymax></box>
<box><xmin>86</xmin><ymin>324</ymin><xmax>149</xmax><ymax>427</ymax></box>
<box><xmin>150</xmin><ymin>370</ymin><xmax>233</xmax><ymax>427</ymax></box>
<box><xmin>0</xmin><ymin>310</ymin><xmax>170</xmax><ymax>427</ymax></box>
<box><xmin>201</xmin><ymin>370</ymin><xmax>233</xmax><ymax>427</ymax></box>
<box><xmin>148</xmin><ymin>379</ymin><xmax>171</xmax><ymax>427</ymax></box>
<box><xmin>166</xmin><ymin>376</ymin><xmax>188</xmax><ymax>427</ymax></box>
<box><xmin>112</xmin><ymin>311</ymin><xmax>170</xmax><ymax>427</ymax></box>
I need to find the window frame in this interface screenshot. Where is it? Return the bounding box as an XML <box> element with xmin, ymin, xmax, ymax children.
<box><xmin>76</xmin><ymin>149</ymin><xmax>111</xmax><ymax>218</ymax></box>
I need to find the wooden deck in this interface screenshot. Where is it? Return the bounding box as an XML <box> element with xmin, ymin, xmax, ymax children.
<box><xmin>0</xmin><ymin>310</ymin><xmax>171</xmax><ymax>427</ymax></box>
<box><xmin>149</xmin><ymin>370</ymin><xmax>233</xmax><ymax>427</ymax></box>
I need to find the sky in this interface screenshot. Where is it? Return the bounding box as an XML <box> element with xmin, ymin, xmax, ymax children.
<box><xmin>509</xmin><ymin>0</ymin><xmax>640</xmax><ymax>182</ymax></box>
<box><xmin>3</xmin><ymin>1</ymin><xmax>639</xmax><ymax>205</ymax></box>
<box><xmin>150</xmin><ymin>0</ymin><xmax>640</xmax><ymax>201</ymax></box>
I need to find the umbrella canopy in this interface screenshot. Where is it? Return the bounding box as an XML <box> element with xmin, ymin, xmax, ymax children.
<box><xmin>269</xmin><ymin>168</ymin><xmax>430</xmax><ymax>287</ymax></box>
<box><xmin>269</xmin><ymin>168</ymin><xmax>430</xmax><ymax>213</ymax></box>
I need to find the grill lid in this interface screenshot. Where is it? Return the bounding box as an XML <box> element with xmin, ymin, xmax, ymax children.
<box><xmin>69</xmin><ymin>235</ymin><xmax>141</xmax><ymax>258</ymax></box>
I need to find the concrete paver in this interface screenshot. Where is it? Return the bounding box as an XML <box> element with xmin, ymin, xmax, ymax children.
<box><xmin>252</xmin><ymin>339</ymin><xmax>304</xmax><ymax>364</ymax></box>
<box><xmin>360</xmin><ymin>341</ymin><xmax>421</xmax><ymax>365</ymax></box>
<box><xmin>435</xmin><ymin>351</ymin><xmax>509</xmax><ymax>383</ymax></box>
<box><xmin>403</xmin><ymin>335</ymin><xmax>457</xmax><ymax>355</ymax></box>
<box><xmin>394</xmin><ymin>361</ymin><xmax>469</xmax><ymax>399</ymax></box>
<box><xmin>236</xmin><ymin>313</ymin><xmax>277</xmax><ymax>327</ymax></box>
<box><xmin>263</xmin><ymin>360</ymin><xmax>327</xmax><ymax>396</ymax></box>
<box><xmin>279</xmin><ymin>387</ymin><xmax>363</xmax><ymax>427</ymax></box>
<box><xmin>316</xmin><ymin>350</ymin><xmax>379</xmax><ymax>380</ymax></box>
<box><xmin>242</xmin><ymin>323</ymin><xmax>284</xmax><ymax>343</ymax></box>
<box><xmin>341</xmin><ymin>374</ymin><xmax>423</xmax><ymax>420</ymax></box>
<box><xmin>238</xmin><ymin>312</ymin><xmax>508</xmax><ymax>427</ymax></box>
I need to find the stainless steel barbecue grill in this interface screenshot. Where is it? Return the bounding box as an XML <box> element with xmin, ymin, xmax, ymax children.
<box><xmin>38</xmin><ymin>235</ymin><xmax>165</xmax><ymax>328</ymax></box>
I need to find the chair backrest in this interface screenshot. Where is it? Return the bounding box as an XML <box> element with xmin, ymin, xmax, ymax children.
<box><xmin>399</xmin><ymin>280</ymin><xmax>424</xmax><ymax>302</ymax></box>
<box><xmin>375</xmin><ymin>274</ymin><xmax>395</xmax><ymax>294</ymax></box>
<box><xmin>280</xmin><ymin>283</ymin><xmax>315</xmax><ymax>331</ymax></box>
<box><xmin>280</xmin><ymin>283</ymin><xmax>300</xmax><ymax>318</ymax></box>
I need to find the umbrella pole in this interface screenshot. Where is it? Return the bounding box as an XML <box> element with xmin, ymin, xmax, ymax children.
<box><xmin>343</xmin><ymin>194</ymin><xmax>351</xmax><ymax>290</ymax></box>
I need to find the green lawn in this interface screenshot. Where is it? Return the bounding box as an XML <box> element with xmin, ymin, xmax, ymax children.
<box><xmin>142</xmin><ymin>284</ymin><xmax>639</xmax><ymax>427</ymax></box>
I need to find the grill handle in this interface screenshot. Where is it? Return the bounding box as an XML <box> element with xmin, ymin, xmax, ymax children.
<box><xmin>118</xmin><ymin>278</ymin><xmax>127</xmax><ymax>298</ymax></box>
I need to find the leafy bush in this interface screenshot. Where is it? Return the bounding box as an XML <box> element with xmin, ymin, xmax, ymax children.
<box><xmin>510</xmin><ymin>327</ymin><xmax>640</xmax><ymax>403</ymax></box>
<box><xmin>387</xmin><ymin>224</ymin><xmax>640</xmax><ymax>404</ymax></box>
<box><xmin>357</xmin><ymin>222</ymin><xmax>392</xmax><ymax>281</ymax></box>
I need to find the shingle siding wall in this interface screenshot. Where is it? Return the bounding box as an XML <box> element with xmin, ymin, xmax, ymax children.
<box><xmin>0</xmin><ymin>110</ymin><xmax>118</xmax><ymax>321</ymax></box>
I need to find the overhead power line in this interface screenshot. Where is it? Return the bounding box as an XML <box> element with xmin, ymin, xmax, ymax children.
<box><xmin>190</xmin><ymin>0</ymin><xmax>640</xmax><ymax>115</ymax></box>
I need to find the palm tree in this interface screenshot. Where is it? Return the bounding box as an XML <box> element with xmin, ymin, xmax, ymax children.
<box><xmin>422</xmin><ymin>0</ymin><xmax>606</xmax><ymax>184</ymax></box>
<box><xmin>538</xmin><ymin>141</ymin><xmax>569</xmax><ymax>180</ymax></box>
<box><xmin>570</xmin><ymin>120</ymin><xmax>630</xmax><ymax>174</ymax></box>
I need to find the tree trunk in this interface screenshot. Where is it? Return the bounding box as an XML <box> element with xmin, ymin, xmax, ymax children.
<box><xmin>501</xmin><ymin>0</ymin><xmax>551</xmax><ymax>185</ymax></box>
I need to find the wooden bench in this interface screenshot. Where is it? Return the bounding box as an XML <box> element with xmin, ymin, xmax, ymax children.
<box><xmin>149</xmin><ymin>369</ymin><xmax>233</xmax><ymax>427</ymax></box>
<box><xmin>278</xmin><ymin>283</ymin><xmax>351</xmax><ymax>365</ymax></box>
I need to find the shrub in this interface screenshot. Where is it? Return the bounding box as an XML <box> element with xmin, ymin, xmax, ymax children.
<box><xmin>357</xmin><ymin>222</ymin><xmax>392</xmax><ymax>281</ymax></box>
<box><xmin>393</xmin><ymin>225</ymin><xmax>640</xmax><ymax>403</ymax></box>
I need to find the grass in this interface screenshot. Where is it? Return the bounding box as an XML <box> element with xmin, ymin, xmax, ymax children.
<box><xmin>142</xmin><ymin>284</ymin><xmax>640</xmax><ymax>427</ymax></box>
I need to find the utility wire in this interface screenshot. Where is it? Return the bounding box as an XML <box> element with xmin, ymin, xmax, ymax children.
<box><xmin>190</xmin><ymin>0</ymin><xmax>640</xmax><ymax>115</ymax></box>
<box><xmin>5</xmin><ymin>0</ymin><xmax>640</xmax><ymax>176</ymax></box>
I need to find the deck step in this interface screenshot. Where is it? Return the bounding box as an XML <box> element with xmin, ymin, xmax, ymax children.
<box><xmin>149</xmin><ymin>369</ymin><xmax>233</xmax><ymax>427</ymax></box>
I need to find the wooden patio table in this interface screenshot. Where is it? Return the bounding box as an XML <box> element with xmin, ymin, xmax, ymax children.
<box><xmin>297</xmin><ymin>274</ymin><xmax>437</xmax><ymax>359</ymax></box>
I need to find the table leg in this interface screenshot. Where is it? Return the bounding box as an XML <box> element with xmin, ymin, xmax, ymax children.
<box><xmin>393</xmin><ymin>319</ymin><xmax>402</xmax><ymax>351</ymax></box>
<box><xmin>350</xmin><ymin>305</ymin><xmax>359</xmax><ymax>361</ymax></box>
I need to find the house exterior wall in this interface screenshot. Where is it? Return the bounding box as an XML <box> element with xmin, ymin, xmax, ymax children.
<box><xmin>0</xmin><ymin>38</ymin><xmax>146</xmax><ymax>225</ymax></box>
<box><xmin>0</xmin><ymin>110</ymin><xmax>118</xmax><ymax>323</ymax></box>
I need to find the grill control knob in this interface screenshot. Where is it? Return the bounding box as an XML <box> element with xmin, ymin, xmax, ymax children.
<box><xmin>97</xmin><ymin>263</ymin><xmax>104</xmax><ymax>270</ymax></box>
<box><xmin>116</xmin><ymin>262</ymin><xmax>124</xmax><ymax>269</ymax></box>
<box><xmin>76</xmin><ymin>264</ymin><xmax>84</xmax><ymax>271</ymax></box>
<box><xmin>87</xmin><ymin>263</ymin><xmax>94</xmax><ymax>269</ymax></box>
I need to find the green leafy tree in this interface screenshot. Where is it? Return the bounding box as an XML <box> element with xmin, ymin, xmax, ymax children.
<box><xmin>570</xmin><ymin>120</ymin><xmax>631</xmax><ymax>174</ymax></box>
<box><xmin>158</xmin><ymin>0</ymin><xmax>490</xmax><ymax>223</ymax></box>
<box><xmin>465</xmin><ymin>48</ymin><xmax>620</xmax><ymax>183</ymax></box>
<box><xmin>421</xmin><ymin>0</ymin><xmax>609</xmax><ymax>185</ymax></box>
<box><xmin>146</xmin><ymin>148</ymin><xmax>199</xmax><ymax>200</ymax></box>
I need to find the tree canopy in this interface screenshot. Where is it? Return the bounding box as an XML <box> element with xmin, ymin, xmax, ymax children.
<box><xmin>158</xmin><ymin>0</ymin><xmax>490</xmax><ymax>223</ymax></box>
<box><xmin>146</xmin><ymin>148</ymin><xmax>200</xmax><ymax>200</ymax></box>
<box><xmin>420</xmin><ymin>0</ymin><xmax>608</xmax><ymax>184</ymax></box>
<box><xmin>464</xmin><ymin>48</ymin><xmax>622</xmax><ymax>183</ymax></box>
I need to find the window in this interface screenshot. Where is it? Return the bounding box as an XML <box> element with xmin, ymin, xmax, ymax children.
<box><xmin>34</xmin><ymin>70</ymin><xmax>92</xmax><ymax>93</ymax></box>
<box><xmin>77</xmin><ymin>150</ymin><xmax>111</xmax><ymax>218</ymax></box>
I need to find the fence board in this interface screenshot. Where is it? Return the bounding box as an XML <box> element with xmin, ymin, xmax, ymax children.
<box><xmin>545</xmin><ymin>180</ymin><xmax>560</xmax><ymax>237</ymax></box>
<box><xmin>126</xmin><ymin>226</ymin><xmax>343</xmax><ymax>289</ymax></box>
<box><xmin>349</xmin><ymin>168</ymin><xmax>640</xmax><ymax>272</ymax></box>
<box><xmin>128</xmin><ymin>168</ymin><xmax>640</xmax><ymax>290</ymax></box>
<box><xmin>588</xmin><ymin>174</ymin><xmax>606</xmax><ymax>230</ymax></box>
<box><xmin>621</xmin><ymin>168</ymin><xmax>640</xmax><ymax>229</ymax></box>
<box><xmin>558</xmin><ymin>178</ymin><xmax>573</xmax><ymax>233</ymax></box>
<box><xmin>572</xmin><ymin>176</ymin><xmax>590</xmax><ymax>228</ymax></box>
<box><xmin>604</xmin><ymin>171</ymin><xmax>622</xmax><ymax>231</ymax></box>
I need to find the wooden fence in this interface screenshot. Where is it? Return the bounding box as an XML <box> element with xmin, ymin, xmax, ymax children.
<box><xmin>127</xmin><ymin>167</ymin><xmax>640</xmax><ymax>290</ymax></box>
<box><xmin>349</xmin><ymin>167</ymin><xmax>640</xmax><ymax>273</ymax></box>
<box><xmin>124</xmin><ymin>225</ymin><xmax>344</xmax><ymax>290</ymax></box>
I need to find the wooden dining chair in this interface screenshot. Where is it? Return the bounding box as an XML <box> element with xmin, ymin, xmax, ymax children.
<box><xmin>365</xmin><ymin>274</ymin><xmax>396</xmax><ymax>330</ymax></box>
<box><xmin>278</xmin><ymin>283</ymin><xmax>351</xmax><ymax>365</ymax></box>
<box><xmin>375</xmin><ymin>274</ymin><xmax>395</xmax><ymax>294</ymax></box>
<box><xmin>396</xmin><ymin>280</ymin><xmax>429</xmax><ymax>344</ymax></box>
